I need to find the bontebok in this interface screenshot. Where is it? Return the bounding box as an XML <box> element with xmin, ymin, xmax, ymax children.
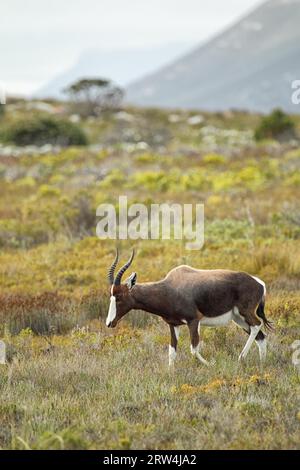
<box><xmin>106</xmin><ymin>249</ymin><xmax>273</xmax><ymax>366</ymax></box>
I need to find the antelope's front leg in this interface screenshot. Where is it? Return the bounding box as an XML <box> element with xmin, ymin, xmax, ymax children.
<box><xmin>169</xmin><ymin>325</ymin><xmax>180</xmax><ymax>367</ymax></box>
<box><xmin>188</xmin><ymin>319</ymin><xmax>210</xmax><ymax>366</ymax></box>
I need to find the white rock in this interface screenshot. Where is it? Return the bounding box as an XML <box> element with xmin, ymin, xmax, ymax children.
<box><xmin>187</xmin><ymin>115</ymin><xmax>204</xmax><ymax>126</ymax></box>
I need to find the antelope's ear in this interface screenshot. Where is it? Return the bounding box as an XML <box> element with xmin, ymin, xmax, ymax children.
<box><xmin>125</xmin><ymin>272</ymin><xmax>137</xmax><ymax>289</ymax></box>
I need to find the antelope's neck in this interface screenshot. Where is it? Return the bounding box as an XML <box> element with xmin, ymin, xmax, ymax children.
<box><xmin>131</xmin><ymin>282</ymin><xmax>167</xmax><ymax>316</ymax></box>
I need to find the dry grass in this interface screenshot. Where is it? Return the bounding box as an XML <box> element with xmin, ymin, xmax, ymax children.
<box><xmin>0</xmin><ymin>104</ymin><xmax>300</xmax><ymax>449</ymax></box>
<box><xmin>0</xmin><ymin>321</ymin><xmax>299</xmax><ymax>450</ymax></box>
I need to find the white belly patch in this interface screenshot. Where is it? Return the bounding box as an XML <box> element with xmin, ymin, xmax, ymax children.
<box><xmin>200</xmin><ymin>310</ymin><xmax>233</xmax><ymax>327</ymax></box>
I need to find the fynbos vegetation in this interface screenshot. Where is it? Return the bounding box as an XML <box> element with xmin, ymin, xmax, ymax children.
<box><xmin>0</xmin><ymin>101</ymin><xmax>299</xmax><ymax>449</ymax></box>
<box><xmin>254</xmin><ymin>108</ymin><xmax>297</xmax><ymax>142</ymax></box>
<box><xmin>0</xmin><ymin>116</ymin><xmax>87</xmax><ymax>147</ymax></box>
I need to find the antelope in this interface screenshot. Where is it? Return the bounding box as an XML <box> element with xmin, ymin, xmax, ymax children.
<box><xmin>106</xmin><ymin>249</ymin><xmax>272</xmax><ymax>366</ymax></box>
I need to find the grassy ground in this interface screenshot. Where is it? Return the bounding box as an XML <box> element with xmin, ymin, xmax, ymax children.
<box><xmin>0</xmin><ymin>321</ymin><xmax>299</xmax><ymax>450</ymax></box>
<box><xmin>0</xmin><ymin>103</ymin><xmax>300</xmax><ymax>449</ymax></box>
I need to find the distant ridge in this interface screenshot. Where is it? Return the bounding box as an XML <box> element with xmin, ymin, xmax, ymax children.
<box><xmin>126</xmin><ymin>0</ymin><xmax>300</xmax><ymax>113</ymax></box>
<box><xmin>34</xmin><ymin>44</ymin><xmax>192</xmax><ymax>100</ymax></box>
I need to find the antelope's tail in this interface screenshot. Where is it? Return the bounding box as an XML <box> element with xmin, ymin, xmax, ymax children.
<box><xmin>256</xmin><ymin>297</ymin><xmax>274</xmax><ymax>331</ymax></box>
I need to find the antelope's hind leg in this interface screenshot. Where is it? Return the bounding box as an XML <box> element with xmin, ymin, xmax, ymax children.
<box><xmin>254</xmin><ymin>330</ymin><xmax>267</xmax><ymax>362</ymax></box>
<box><xmin>232</xmin><ymin>307</ymin><xmax>266</xmax><ymax>362</ymax></box>
<box><xmin>168</xmin><ymin>325</ymin><xmax>180</xmax><ymax>367</ymax></box>
<box><xmin>188</xmin><ymin>319</ymin><xmax>210</xmax><ymax>366</ymax></box>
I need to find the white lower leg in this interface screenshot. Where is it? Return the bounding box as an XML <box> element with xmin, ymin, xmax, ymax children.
<box><xmin>256</xmin><ymin>337</ymin><xmax>267</xmax><ymax>362</ymax></box>
<box><xmin>238</xmin><ymin>324</ymin><xmax>262</xmax><ymax>361</ymax></box>
<box><xmin>191</xmin><ymin>344</ymin><xmax>210</xmax><ymax>366</ymax></box>
<box><xmin>169</xmin><ymin>345</ymin><xmax>177</xmax><ymax>366</ymax></box>
<box><xmin>168</xmin><ymin>326</ymin><xmax>180</xmax><ymax>367</ymax></box>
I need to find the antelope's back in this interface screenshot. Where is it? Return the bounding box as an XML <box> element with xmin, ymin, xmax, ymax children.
<box><xmin>165</xmin><ymin>265</ymin><xmax>264</xmax><ymax>317</ymax></box>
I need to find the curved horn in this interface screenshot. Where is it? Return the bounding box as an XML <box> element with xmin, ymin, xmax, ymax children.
<box><xmin>107</xmin><ymin>248</ymin><xmax>119</xmax><ymax>285</ymax></box>
<box><xmin>114</xmin><ymin>249</ymin><xmax>135</xmax><ymax>285</ymax></box>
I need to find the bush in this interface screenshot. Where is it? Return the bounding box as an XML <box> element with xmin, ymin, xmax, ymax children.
<box><xmin>63</xmin><ymin>78</ymin><xmax>124</xmax><ymax>117</ymax></box>
<box><xmin>254</xmin><ymin>108</ymin><xmax>296</xmax><ymax>141</ymax></box>
<box><xmin>0</xmin><ymin>116</ymin><xmax>88</xmax><ymax>146</ymax></box>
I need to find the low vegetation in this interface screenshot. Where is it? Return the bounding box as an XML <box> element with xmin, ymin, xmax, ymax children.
<box><xmin>0</xmin><ymin>321</ymin><xmax>299</xmax><ymax>449</ymax></box>
<box><xmin>254</xmin><ymin>108</ymin><xmax>297</xmax><ymax>142</ymax></box>
<box><xmin>0</xmin><ymin>116</ymin><xmax>87</xmax><ymax>146</ymax></box>
<box><xmin>0</xmin><ymin>102</ymin><xmax>299</xmax><ymax>449</ymax></box>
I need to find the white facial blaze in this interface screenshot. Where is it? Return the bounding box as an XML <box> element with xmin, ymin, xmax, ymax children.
<box><xmin>106</xmin><ymin>295</ymin><xmax>117</xmax><ymax>326</ymax></box>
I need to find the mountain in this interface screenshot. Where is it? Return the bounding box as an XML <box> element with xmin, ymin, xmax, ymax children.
<box><xmin>34</xmin><ymin>43</ymin><xmax>192</xmax><ymax>99</ymax></box>
<box><xmin>126</xmin><ymin>0</ymin><xmax>300</xmax><ymax>113</ymax></box>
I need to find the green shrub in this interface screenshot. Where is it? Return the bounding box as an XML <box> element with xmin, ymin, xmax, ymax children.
<box><xmin>0</xmin><ymin>116</ymin><xmax>88</xmax><ymax>146</ymax></box>
<box><xmin>203</xmin><ymin>153</ymin><xmax>226</xmax><ymax>165</ymax></box>
<box><xmin>254</xmin><ymin>108</ymin><xmax>296</xmax><ymax>141</ymax></box>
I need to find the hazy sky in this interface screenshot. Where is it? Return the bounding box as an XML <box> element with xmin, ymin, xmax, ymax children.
<box><xmin>1</xmin><ymin>0</ymin><xmax>263</xmax><ymax>95</ymax></box>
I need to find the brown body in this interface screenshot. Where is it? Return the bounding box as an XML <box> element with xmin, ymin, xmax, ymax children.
<box><xmin>106</xmin><ymin>252</ymin><xmax>272</xmax><ymax>365</ymax></box>
<box><xmin>127</xmin><ymin>266</ymin><xmax>264</xmax><ymax>325</ymax></box>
